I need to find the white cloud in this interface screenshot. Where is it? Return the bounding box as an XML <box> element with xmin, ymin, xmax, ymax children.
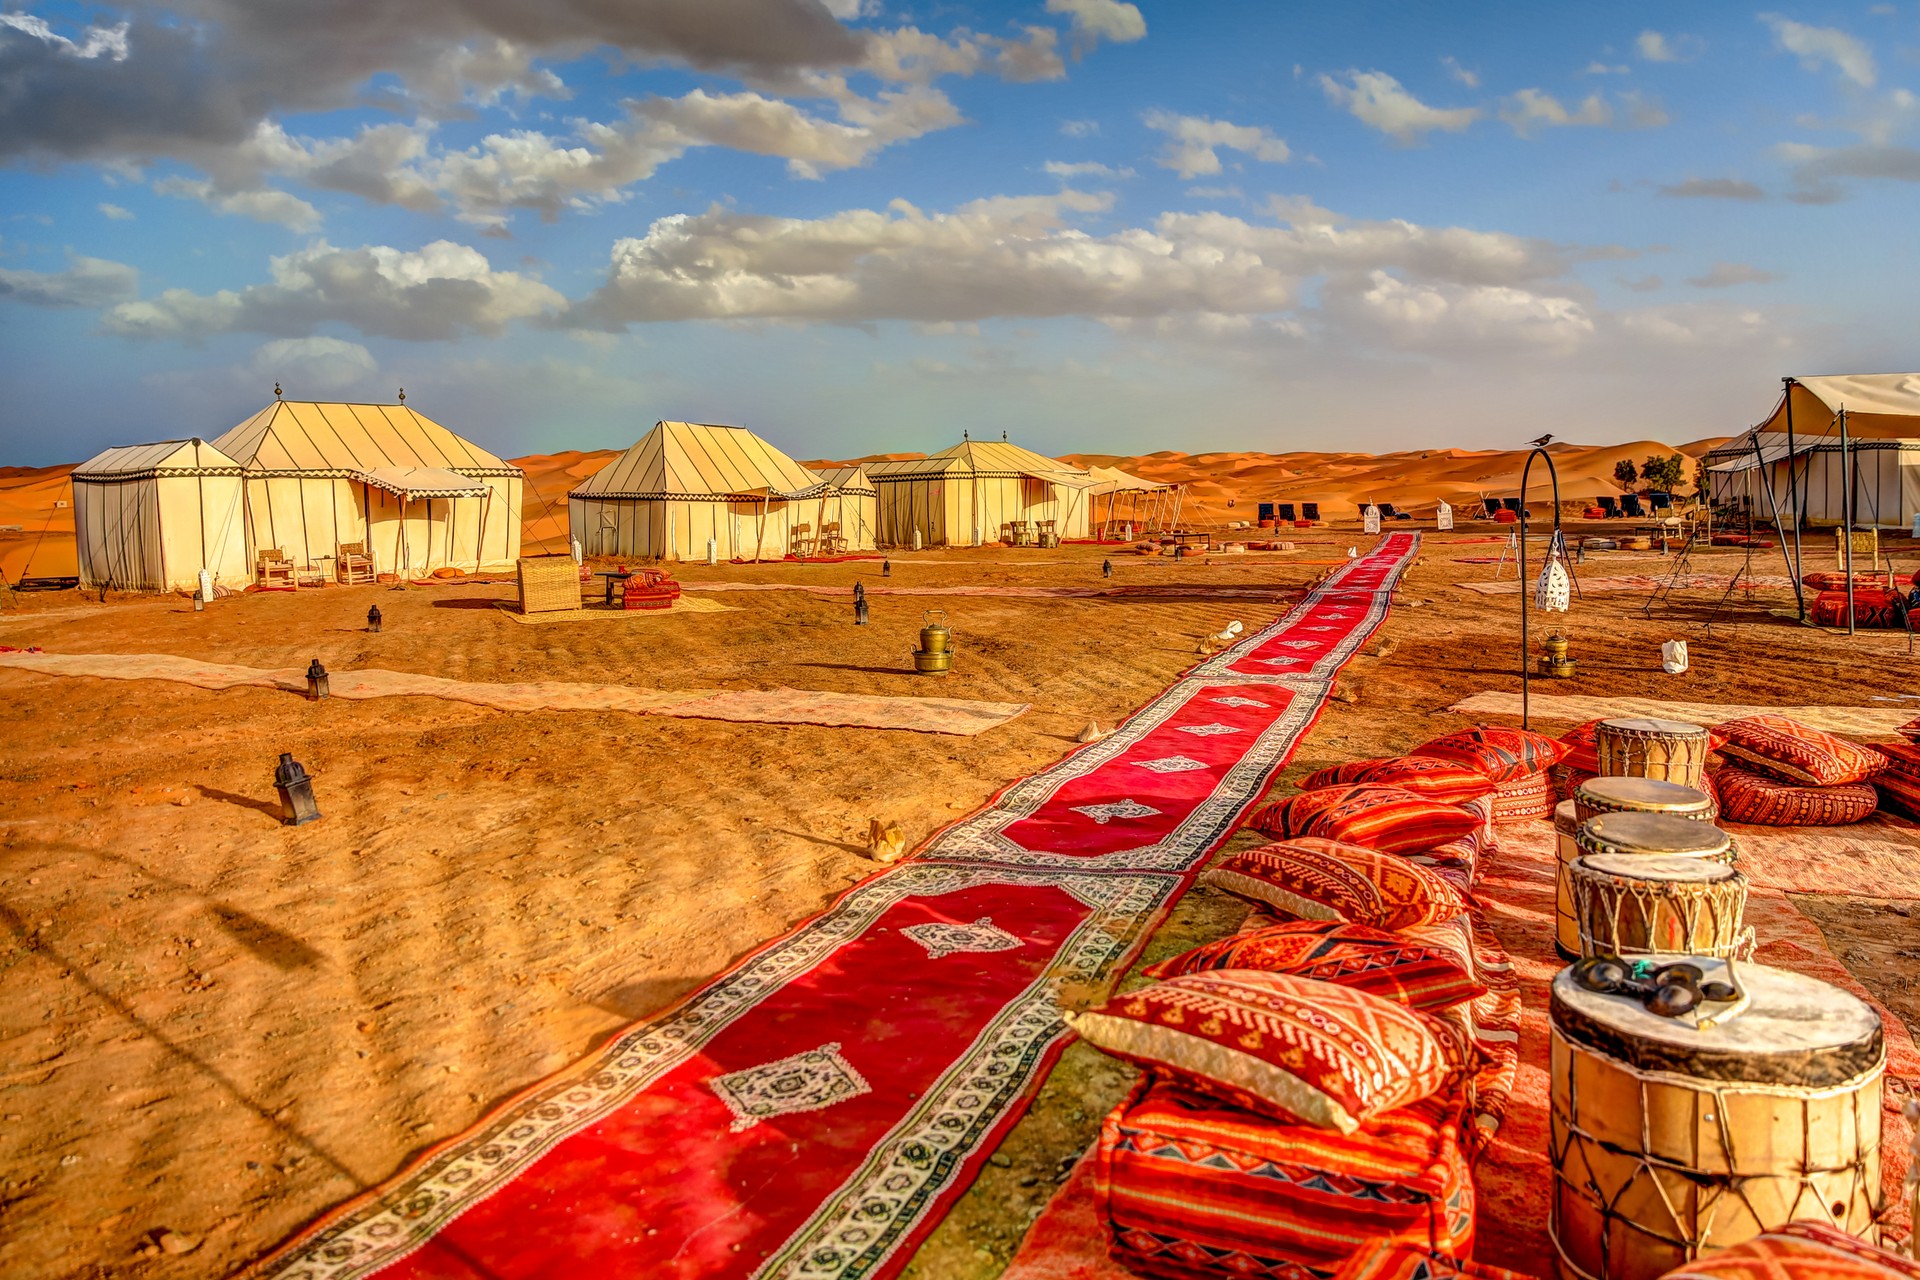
<box><xmin>1142</xmin><ymin>110</ymin><xmax>1290</xmax><ymax>178</ymax></box>
<box><xmin>98</xmin><ymin>202</ymin><xmax>134</xmax><ymax>220</ymax></box>
<box><xmin>1686</xmin><ymin>262</ymin><xmax>1778</xmax><ymax>288</ymax></box>
<box><xmin>1060</xmin><ymin>119</ymin><xmax>1100</xmax><ymax>137</ymax></box>
<box><xmin>1324</xmin><ymin>270</ymin><xmax>1594</xmax><ymax>354</ymax></box>
<box><xmin>1501</xmin><ymin>89</ymin><xmax>1612</xmax><ymax>134</ymax></box>
<box><xmin>1043</xmin><ymin>160</ymin><xmax>1135</xmax><ymax>180</ymax></box>
<box><xmin>1778</xmin><ymin>139</ymin><xmax>1920</xmax><ymax>201</ymax></box>
<box><xmin>154</xmin><ymin>176</ymin><xmax>324</xmax><ymax>231</ymax></box>
<box><xmin>1635</xmin><ymin>31</ymin><xmax>1699</xmax><ymax>63</ymax></box>
<box><xmin>101</xmin><ymin>239</ymin><xmax>564</xmax><ymax>340</ymax></box>
<box><xmin>0</xmin><ymin>252</ymin><xmax>138</xmax><ymax>307</ymax></box>
<box><xmin>1583</xmin><ymin>62</ymin><xmax>1630</xmax><ymax>75</ymax></box>
<box><xmin>1045</xmin><ymin>0</ymin><xmax>1147</xmax><ymax>50</ymax></box>
<box><xmin>1441</xmin><ymin>56</ymin><xmax>1479</xmax><ymax>89</ymax></box>
<box><xmin>1317</xmin><ymin>71</ymin><xmax>1480</xmax><ymax>144</ymax></box>
<box><xmin>0</xmin><ymin>11</ymin><xmax>128</xmax><ymax>61</ymax></box>
<box><xmin>250</xmin><ymin>336</ymin><xmax>378</xmax><ymax>392</ymax></box>
<box><xmin>1761</xmin><ymin>15</ymin><xmax>1876</xmax><ymax>87</ymax></box>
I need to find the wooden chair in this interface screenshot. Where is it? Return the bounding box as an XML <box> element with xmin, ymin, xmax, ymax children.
<box><xmin>819</xmin><ymin>521</ymin><xmax>845</xmax><ymax>555</ymax></box>
<box><xmin>1836</xmin><ymin>529</ymin><xmax>1881</xmax><ymax>574</ymax></box>
<box><xmin>336</xmin><ymin>541</ymin><xmax>376</xmax><ymax>584</ymax></box>
<box><xmin>791</xmin><ymin>523</ymin><xmax>816</xmax><ymax>558</ymax></box>
<box><xmin>1037</xmin><ymin>519</ymin><xmax>1058</xmax><ymax>547</ymax></box>
<box><xmin>998</xmin><ymin>522</ymin><xmax>1014</xmax><ymax>544</ymax></box>
<box><xmin>255</xmin><ymin>549</ymin><xmax>295</xmax><ymax>588</ymax></box>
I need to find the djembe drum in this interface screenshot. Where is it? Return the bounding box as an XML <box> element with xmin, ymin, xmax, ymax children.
<box><xmin>1555</xmin><ymin>800</ymin><xmax>1585</xmax><ymax>957</ymax></box>
<box><xmin>1556</xmin><ymin>813</ymin><xmax>1735</xmax><ymax>960</ymax></box>
<box><xmin>1568</xmin><ymin>854</ymin><xmax>1752</xmax><ymax>959</ymax></box>
<box><xmin>1549</xmin><ymin>960</ymin><xmax>1885</xmax><ymax>1280</ymax></box>
<box><xmin>1595</xmin><ymin>718</ymin><xmax>1713</xmax><ymax>788</ymax></box>
<box><xmin>1573</xmin><ymin>776</ymin><xmax>1717</xmax><ymax>825</ymax></box>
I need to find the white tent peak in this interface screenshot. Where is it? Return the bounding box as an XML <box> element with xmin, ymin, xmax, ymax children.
<box><xmin>214</xmin><ymin>400</ymin><xmax>520</xmax><ymax>477</ymax></box>
<box><xmin>569</xmin><ymin>421</ymin><xmax>825</xmax><ymax>500</ymax></box>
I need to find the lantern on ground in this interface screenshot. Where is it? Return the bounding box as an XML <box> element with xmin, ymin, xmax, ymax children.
<box><xmin>274</xmin><ymin>753</ymin><xmax>321</xmax><ymax>826</ymax></box>
<box><xmin>305</xmin><ymin>659</ymin><xmax>330</xmax><ymax>701</ymax></box>
<box><xmin>882</xmin><ymin>560</ymin><xmax>891</xmax><ymax>578</ymax></box>
<box><xmin>367</xmin><ymin>605</ymin><xmax>382</xmax><ymax>633</ymax></box>
<box><xmin>853</xmin><ymin>581</ymin><xmax>869</xmax><ymax>625</ymax></box>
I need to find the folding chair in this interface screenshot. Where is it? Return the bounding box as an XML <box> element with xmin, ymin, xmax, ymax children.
<box><xmin>1597</xmin><ymin>496</ymin><xmax>1619</xmax><ymax>518</ymax></box>
<box><xmin>1621</xmin><ymin>494</ymin><xmax>1644</xmax><ymax>518</ymax></box>
<box><xmin>1275</xmin><ymin>502</ymin><xmax>1296</xmax><ymax>522</ymax></box>
<box><xmin>1301</xmin><ymin>502</ymin><xmax>1320</xmax><ymax>522</ymax></box>
<box><xmin>818</xmin><ymin>521</ymin><xmax>845</xmax><ymax>555</ymax></box>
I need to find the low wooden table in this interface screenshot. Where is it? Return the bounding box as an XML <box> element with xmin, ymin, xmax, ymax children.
<box><xmin>595</xmin><ymin>570</ymin><xmax>633</xmax><ymax>606</ymax></box>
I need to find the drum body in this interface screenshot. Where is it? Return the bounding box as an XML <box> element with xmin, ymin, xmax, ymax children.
<box><xmin>1549</xmin><ymin>962</ymin><xmax>1885</xmax><ymax>1280</ymax></box>
<box><xmin>1595</xmin><ymin>718</ymin><xmax>1712</xmax><ymax>788</ymax></box>
<box><xmin>1568</xmin><ymin>853</ymin><xmax>1751</xmax><ymax>959</ymax></box>
<box><xmin>1555</xmin><ymin>800</ymin><xmax>1584</xmax><ymax>957</ymax></box>
<box><xmin>1573</xmin><ymin>812</ymin><xmax>1734</xmax><ymax>868</ymax></box>
<box><xmin>1573</xmin><ymin>776</ymin><xmax>1717</xmax><ymax>826</ymax></box>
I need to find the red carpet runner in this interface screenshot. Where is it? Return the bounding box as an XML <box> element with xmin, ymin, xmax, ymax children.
<box><xmin>246</xmin><ymin>533</ymin><xmax>1421</xmax><ymax>1280</ymax></box>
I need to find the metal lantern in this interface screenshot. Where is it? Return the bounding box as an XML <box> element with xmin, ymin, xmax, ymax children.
<box><xmin>367</xmin><ymin>604</ymin><xmax>382</xmax><ymax>633</ymax></box>
<box><xmin>1102</xmin><ymin>558</ymin><xmax>1112</xmax><ymax>579</ymax></box>
<box><xmin>854</xmin><ymin>596</ymin><xmax>870</xmax><ymax>626</ymax></box>
<box><xmin>1535</xmin><ymin>558</ymin><xmax>1571</xmax><ymax>613</ymax></box>
<box><xmin>305</xmin><ymin>659</ymin><xmax>330</xmax><ymax>701</ymax></box>
<box><xmin>882</xmin><ymin>560</ymin><xmax>891</xmax><ymax>578</ymax></box>
<box><xmin>274</xmin><ymin>752</ymin><xmax>321</xmax><ymax>826</ymax></box>
<box><xmin>194</xmin><ymin>592</ymin><xmax>205</xmax><ymax>613</ymax></box>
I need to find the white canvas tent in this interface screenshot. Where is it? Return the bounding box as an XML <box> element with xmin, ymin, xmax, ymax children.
<box><xmin>567</xmin><ymin>421</ymin><xmax>829</xmax><ymax>561</ymax></box>
<box><xmin>865</xmin><ymin>438</ymin><xmax>1095</xmax><ymax>547</ymax></box>
<box><xmin>208</xmin><ymin>399</ymin><xmax>522</xmax><ymax>578</ymax></box>
<box><xmin>73</xmin><ymin>438</ymin><xmax>250</xmax><ymax>591</ymax></box>
<box><xmin>808</xmin><ymin>466</ymin><xmax>879</xmax><ymax>552</ymax></box>
<box><xmin>1707</xmin><ymin>374</ymin><xmax>1920</xmax><ymax>530</ymax></box>
<box><xmin>1086</xmin><ymin>465</ymin><xmax>1179</xmax><ymax>537</ymax></box>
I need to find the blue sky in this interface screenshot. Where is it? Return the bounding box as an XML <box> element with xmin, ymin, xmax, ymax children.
<box><xmin>2</xmin><ymin>0</ymin><xmax>1916</xmax><ymax>465</ymax></box>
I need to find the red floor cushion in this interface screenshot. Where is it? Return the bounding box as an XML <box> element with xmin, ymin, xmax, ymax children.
<box><xmin>1246</xmin><ymin>784</ymin><xmax>1480</xmax><ymax>852</ymax></box>
<box><xmin>1301</xmin><ymin>756</ymin><xmax>1495</xmax><ymax>804</ymax></box>
<box><xmin>1809</xmin><ymin>587</ymin><xmax>1905</xmax><ymax>629</ymax></box>
<box><xmin>1873</xmin><ymin>743</ymin><xmax>1920</xmax><ymax>820</ymax></box>
<box><xmin>1068</xmin><ymin>970</ymin><xmax>1453</xmax><ymax>1132</ymax></box>
<box><xmin>1203</xmin><ymin>839</ymin><xmax>1469</xmax><ymax>930</ymax></box>
<box><xmin>1714</xmin><ymin>766</ymin><xmax>1878</xmax><ymax>826</ymax></box>
<box><xmin>1657</xmin><ymin>1221</ymin><xmax>1920</xmax><ymax>1280</ymax></box>
<box><xmin>1144</xmin><ymin>920</ymin><xmax>1487</xmax><ymax>1012</ymax></box>
<box><xmin>1899</xmin><ymin>716</ymin><xmax>1920</xmax><ymax>743</ymax></box>
<box><xmin>1556</xmin><ymin>720</ymin><xmax>1605</xmax><ymax>773</ymax></box>
<box><xmin>1488</xmin><ymin>769</ymin><xmax>1554</xmax><ymax>823</ymax></box>
<box><xmin>1715</xmin><ymin>714</ymin><xmax>1888</xmax><ymax>785</ymax></box>
<box><xmin>1412</xmin><ymin>727</ymin><xmax>1568</xmax><ymax>783</ymax></box>
<box><xmin>1333</xmin><ymin>1244</ymin><xmax>1540</xmax><ymax>1280</ymax></box>
<box><xmin>1549</xmin><ymin>764</ymin><xmax>1597</xmax><ymax>803</ymax></box>
<box><xmin>1096</xmin><ymin>1078</ymin><xmax>1475</xmax><ymax>1280</ymax></box>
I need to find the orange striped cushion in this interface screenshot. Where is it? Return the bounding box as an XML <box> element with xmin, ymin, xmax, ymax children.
<box><xmin>1301</xmin><ymin>756</ymin><xmax>1495</xmax><ymax>804</ymax></box>
<box><xmin>1302</xmin><ymin>784</ymin><xmax>1483</xmax><ymax>853</ymax></box>
<box><xmin>1143</xmin><ymin>920</ymin><xmax>1487</xmax><ymax>1012</ymax></box>
<box><xmin>1202</xmin><ymin>838</ymin><xmax>1468</xmax><ymax>931</ymax></box>
<box><xmin>1715</xmin><ymin>714</ymin><xmax>1888</xmax><ymax>785</ymax></box>
<box><xmin>1412</xmin><ymin>727</ymin><xmax>1568</xmax><ymax>783</ymax></box>
<box><xmin>1714</xmin><ymin>767</ymin><xmax>1877</xmax><ymax>826</ymax></box>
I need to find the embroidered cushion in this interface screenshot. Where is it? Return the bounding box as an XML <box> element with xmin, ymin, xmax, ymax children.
<box><xmin>1202</xmin><ymin>838</ymin><xmax>1469</xmax><ymax>931</ymax></box>
<box><xmin>1715</xmin><ymin>714</ymin><xmax>1888</xmax><ymax>785</ymax></box>
<box><xmin>1300</xmin><ymin>756</ymin><xmax>1495</xmax><ymax>804</ymax></box>
<box><xmin>1550</xmin><ymin>763</ymin><xmax>1597</xmax><ymax>803</ymax></box>
<box><xmin>1900</xmin><ymin>716</ymin><xmax>1920</xmax><ymax>743</ymax></box>
<box><xmin>1656</xmin><ymin>1222</ymin><xmax>1920</xmax><ymax>1280</ymax></box>
<box><xmin>1243</xmin><ymin>786</ymin><xmax>1354</xmax><ymax>840</ymax></box>
<box><xmin>1096</xmin><ymin>1079</ymin><xmax>1475</xmax><ymax>1280</ymax></box>
<box><xmin>1334</xmin><ymin>1244</ymin><xmax>1541</xmax><ymax>1280</ymax></box>
<box><xmin>1143</xmin><ymin>920</ymin><xmax>1487</xmax><ymax>1012</ymax></box>
<box><xmin>1488</xmin><ymin>769</ymin><xmax>1555</xmax><ymax>824</ymax></box>
<box><xmin>1294</xmin><ymin>784</ymin><xmax>1484</xmax><ymax>854</ymax></box>
<box><xmin>1557</xmin><ymin>720</ymin><xmax>1605</xmax><ymax>773</ymax></box>
<box><xmin>1714</xmin><ymin>767</ymin><xmax>1878</xmax><ymax>827</ymax></box>
<box><xmin>1067</xmin><ymin>970</ymin><xmax>1453</xmax><ymax>1132</ymax></box>
<box><xmin>1411</xmin><ymin>726</ymin><xmax>1568</xmax><ymax>783</ymax></box>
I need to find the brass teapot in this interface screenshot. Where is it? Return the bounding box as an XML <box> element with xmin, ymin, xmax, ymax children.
<box><xmin>912</xmin><ymin>610</ymin><xmax>955</xmax><ymax>675</ymax></box>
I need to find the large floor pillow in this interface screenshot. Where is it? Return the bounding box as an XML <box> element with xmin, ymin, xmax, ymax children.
<box><xmin>1714</xmin><ymin>766</ymin><xmax>1878</xmax><ymax>827</ymax></box>
<box><xmin>1657</xmin><ymin>1221</ymin><xmax>1920</xmax><ymax>1280</ymax></box>
<box><xmin>1488</xmin><ymin>769</ymin><xmax>1554</xmax><ymax>824</ymax></box>
<box><xmin>1202</xmin><ymin>839</ymin><xmax>1469</xmax><ymax>930</ymax></box>
<box><xmin>1901</xmin><ymin>716</ymin><xmax>1920</xmax><ymax>744</ymax></box>
<box><xmin>1810</xmin><ymin>588</ymin><xmax>1904</xmax><ymax>629</ymax></box>
<box><xmin>1246</xmin><ymin>785</ymin><xmax>1479</xmax><ymax>852</ymax></box>
<box><xmin>1873</xmin><ymin>743</ymin><xmax>1920</xmax><ymax>820</ymax></box>
<box><xmin>1300</xmin><ymin>757</ymin><xmax>1495</xmax><ymax>805</ymax></box>
<box><xmin>1556</xmin><ymin>720</ymin><xmax>1605</xmax><ymax>774</ymax></box>
<box><xmin>1412</xmin><ymin>726</ymin><xmax>1567</xmax><ymax>784</ymax></box>
<box><xmin>1095</xmin><ymin>1077</ymin><xmax>1475</xmax><ymax>1280</ymax></box>
<box><xmin>1143</xmin><ymin>919</ymin><xmax>1487</xmax><ymax>1012</ymax></box>
<box><xmin>1716</xmin><ymin>714</ymin><xmax>1888</xmax><ymax>785</ymax></box>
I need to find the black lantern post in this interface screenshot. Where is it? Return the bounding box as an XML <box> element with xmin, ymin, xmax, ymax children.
<box><xmin>274</xmin><ymin>753</ymin><xmax>322</xmax><ymax>826</ymax></box>
<box><xmin>367</xmin><ymin>604</ymin><xmax>382</xmax><ymax>633</ymax></box>
<box><xmin>306</xmin><ymin>659</ymin><xmax>330</xmax><ymax>701</ymax></box>
<box><xmin>1516</xmin><ymin>447</ymin><xmax>1564</xmax><ymax>731</ymax></box>
<box><xmin>853</xmin><ymin>581</ymin><xmax>869</xmax><ymax>625</ymax></box>
<box><xmin>881</xmin><ymin>559</ymin><xmax>891</xmax><ymax>578</ymax></box>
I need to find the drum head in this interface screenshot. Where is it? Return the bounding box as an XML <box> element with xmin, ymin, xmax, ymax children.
<box><xmin>1599</xmin><ymin>717</ymin><xmax>1710</xmax><ymax>738</ymax></box>
<box><xmin>1550</xmin><ymin>960</ymin><xmax>1882</xmax><ymax>1085</ymax></box>
<box><xmin>1577</xmin><ymin>852</ymin><xmax>1736</xmax><ymax>883</ymax></box>
<box><xmin>1575</xmin><ymin>811</ymin><xmax>1732</xmax><ymax>860</ymax></box>
<box><xmin>1553</xmin><ymin>798</ymin><xmax>1581</xmax><ymax>835</ymax></box>
<box><xmin>1574</xmin><ymin>776</ymin><xmax>1713</xmax><ymax>813</ymax></box>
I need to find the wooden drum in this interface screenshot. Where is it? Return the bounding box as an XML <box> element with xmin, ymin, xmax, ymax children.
<box><xmin>1569</xmin><ymin>854</ymin><xmax>1752</xmax><ymax>960</ymax></box>
<box><xmin>1573</xmin><ymin>776</ymin><xmax>1717</xmax><ymax>825</ymax></box>
<box><xmin>1558</xmin><ymin>812</ymin><xmax>1734</xmax><ymax>961</ymax></box>
<box><xmin>1549</xmin><ymin>960</ymin><xmax>1885</xmax><ymax>1280</ymax></box>
<box><xmin>1555</xmin><ymin>800</ymin><xmax>1585</xmax><ymax>958</ymax></box>
<box><xmin>1595</xmin><ymin>718</ymin><xmax>1712</xmax><ymax>788</ymax></box>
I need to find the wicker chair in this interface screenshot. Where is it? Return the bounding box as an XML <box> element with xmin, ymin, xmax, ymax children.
<box><xmin>516</xmin><ymin>558</ymin><xmax>581</xmax><ymax>614</ymax></box>
<box><xmin>1837</xmin><ymin>529</ymin><xmax>1881</xmax><ymax>573</ymax></box>
<box><xmin>336</xmin><ymin>541</ymin><xmax>376</xmax><ymax>585</ymax></box>
<box><xmin>255</xmin><ymin>549</ymin><xmax>295</xmax><ymax>588</ymax></box>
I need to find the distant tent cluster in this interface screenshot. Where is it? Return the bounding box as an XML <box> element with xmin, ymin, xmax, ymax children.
<box><xmin>73</xmin><ymin>399</ymin><xmax>523</xmax><ymax>592</ymax></box>
<box><xmin>864</xmin><ymin>438</ymin><xmax>1099</xmax><ymax>547</ymax></box>
<box><xmin>1706</xmin><ymin>373</ymin><xmax>1920</xmax><ymax>530</ymax></box>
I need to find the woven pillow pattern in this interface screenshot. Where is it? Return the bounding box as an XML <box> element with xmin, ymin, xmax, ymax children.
<box><xmin>1655</xmin><ymin>1221</ymin><xmax>1920</xmax><ymax>1280</ymax></box>
<box><xmin>1066</xmin><ymin>969</ymin><xmax>1452</xmax><ymax>1132</ymax></box>
<box><xmin>1714</xmin><ymin>766</ymin><xmax>1877</xmax><ymax>827</ymax></box>
<box><xmin>1143</xmin><ymin>919</ymin><xmax>1487</xmax><ymax>1012</ymax></box>
<box><xmin>1488</xmin><ymin>769</ymin><xmax>1555</xmax><ymax>824</ymax></box>
<box><xmin>1303</xmin><ymin>784</ymin><xmax>1483</xmax><ymax>854</ymax></box>
<box><xmin>1202</xmin><ymin>838</ymin><xmax>1468</xmax><ymax>931</ymax></box>
<box><xmin>1301</xmin><ymin>756</ymin><xmax>1495</xmax><ymax>804</ymax></box>
<box><xmin>1715</xmin><ymin>714</ymin><xmax>1888</xmax><ymax>786</ymax></box>
<box><xmin>1412</xmin><ymin>726</ymin><xmax>1568</xmax><ymax>784</ymax></box>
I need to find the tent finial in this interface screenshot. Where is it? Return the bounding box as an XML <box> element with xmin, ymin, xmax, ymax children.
<box><xmin>273</xmin><ymin>382</ymin><xmax>282</xmax><ymax>399</ymax></box>
<box><xmin>397</xmin><ymin>387</ymin><xmax>406</xmax><ymax>403</ymax></box>
<box><xmin>963</xmin><ymin>429</ymin><xmax>969</xmax><ymax>441</ymax></box>
<box><xmin>1001</xmin><ymin>430</ymin><xmax>1007</xmax><ymax>442</ymax></box>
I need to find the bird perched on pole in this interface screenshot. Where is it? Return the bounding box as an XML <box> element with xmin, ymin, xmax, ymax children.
<box><xmin>1529</xmin><ymin>433</ymin><xmax>1554</xmax><ymax>447</ymax></box>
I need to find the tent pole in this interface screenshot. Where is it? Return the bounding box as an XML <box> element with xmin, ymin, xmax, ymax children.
<box><xmin>1841</xmin><ymin>408</ymin><xmax>1854</xmax><ymax>636</ymax></box>
<box><xmin>1782</xmin><ymin>379</ymin><xmax>1805</xmax><ymax>621</ymax></box>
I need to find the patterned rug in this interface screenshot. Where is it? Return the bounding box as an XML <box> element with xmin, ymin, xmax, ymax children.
<box><xmin>238</xmin><ymin>533</ymin><xmax>1422</xmax><ymax>1280</ymax></box>
<box><xmin>680</xmin><ymin>582</ymin><xmax>1309</xmax><ymax>600</ymax></box>
<box><xmin>1447</xmin><ymin>691</ymin><xmax>1919</xmax><ymax>737</ymax></box>
<box><xmin>1457</xmin><ymin>574</ymin><xmax>1796</xmax><ymax>596</ymax></box>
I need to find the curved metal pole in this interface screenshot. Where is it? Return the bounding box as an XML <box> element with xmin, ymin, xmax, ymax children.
<box><xmin>1518</xmin><ymin>447</ymin><xmax>1563</xmax><ymax>731</ymax></box>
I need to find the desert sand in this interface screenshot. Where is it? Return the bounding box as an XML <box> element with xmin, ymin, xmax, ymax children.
<box><xmin>3</xmin><ymin>470</ymin><xmax>1915</xmax><ymax>1280</ymax></box>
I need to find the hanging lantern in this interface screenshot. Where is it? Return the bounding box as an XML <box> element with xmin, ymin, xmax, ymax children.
<box><xmin>1362</xmin><ymin>505</ymin><xmax>1381</xmax><ymax>535</ymax></box>
<box><xmin>367</xmin><ymin>604</ymin><xmax>382</xmax><ymax>633</ymax></box>
<box><xmin>306</xmin><ymin>659</ymin><xmax>330</xmax><ymax>700</ymax></box>
<box><xmin>1435</xmin><ymin>500</ymin><xmax>1454</xmax><ymax>532</ymax></box>
<box><xmin>1535</xmin><ymin>557</ymin><xmax>1571</xmax><ymax>612</ymax></box>
<box><xmin>273</xmin><ymin>753</ymin><xmax>322</xmax><ymax>826</ymax></box>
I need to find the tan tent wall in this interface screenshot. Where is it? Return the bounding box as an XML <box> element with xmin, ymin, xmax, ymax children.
<box><xmin>75</xmin><ymin>470</ymin><xmax>249</xmax><ymax>593</ymax></box>
<box><xmin>244</xmin><ymin>474</ymin><xmax>519</xmax><ymax>576</ymax></box>
<box><xmin>872</xmin><ymin>473</ymin><xmax>1089</xmax><ymax>547</ymax></box>
<box><xmin>1764</xmin><ymin>444</ymin><xmax>1920</xmax><ymax>529</ymax></box>
<box><xmin>569</xmin><ymin>495</ymin><xmax>802</xmax><ymax>561</ymax></box>
<box><xmin>873</xmin><ymin>477</ymin><xmax>953</xmax><ymax>547</ymax></box>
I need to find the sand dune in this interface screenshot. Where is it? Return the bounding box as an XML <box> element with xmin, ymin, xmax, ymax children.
<box><xmin>3</xmin><ymin>438</ymin><xmax>1728</xmax><ymax>581</ymax></box>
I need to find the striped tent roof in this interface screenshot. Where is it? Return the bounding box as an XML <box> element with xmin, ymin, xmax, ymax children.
<box><xmin>73</xmin><ymin>438</ymin><xmax>243</xmax><ymax>480</ymax></box>
<box><xmin>213</xmin><ymin>400</ymin><xmax>520</xmax><ymax>477</ymax></box>
<box><xmin>864</xmin><ymin>438</ymin><xmax>1095</xmax><ymax>486</ymax></box>
<box><xmin>813</xmin><ymin>464</ymin><xmax>876</xmax><ymax>495</ymax></box>
<box><xmin>570</xmin><ymin>422</ymin><xmax>827</xmax><ymax>500</ymax></box>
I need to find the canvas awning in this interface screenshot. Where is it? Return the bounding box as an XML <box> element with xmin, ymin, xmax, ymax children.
<box><xmin>1747</xmin><ymin>373</ymin><xmax>1920</xmax><ymax>442</ymax></box>
<box><xmin>1085</xmin><ymin>465</ymin><xmax>1170</xmax><ymax>495</ymax></box>
<box><xmin>1706</xmin><ymin>432</ymin><xmax>1820</xmax><ymax>473</ymax></box>
<box><xmin>359</xmin><ymin>466</ymin><xmax>491</xmax><ymax>499</ymax></box>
